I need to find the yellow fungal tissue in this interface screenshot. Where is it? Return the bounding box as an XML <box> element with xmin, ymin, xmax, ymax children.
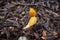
<box><xmin>29</xmin><ymin>8</ymin><xmax>36</xmax><ymax>17</ymax></box>
<box><xmin>23</xmin><ymin>8</ymin><xmax>37</xmax><ymax>29</ymax></box>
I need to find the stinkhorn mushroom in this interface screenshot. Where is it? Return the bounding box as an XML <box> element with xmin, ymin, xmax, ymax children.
<box><xmin>23</xmin><ymin>8</ymin><xmax>37</xmax><ymax>29</ymax></box>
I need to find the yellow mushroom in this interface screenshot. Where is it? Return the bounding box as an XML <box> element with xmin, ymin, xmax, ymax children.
<box><xmin>23</xmin><ymin>8</ymin><xmax>37</xmax><ymax>29</ymax></box>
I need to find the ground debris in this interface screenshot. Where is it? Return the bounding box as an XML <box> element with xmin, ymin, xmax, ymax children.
<box><xmin>0</xmin><ymin>0</ymin><xmax>60</xmax><ymax>40</ymax></box>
